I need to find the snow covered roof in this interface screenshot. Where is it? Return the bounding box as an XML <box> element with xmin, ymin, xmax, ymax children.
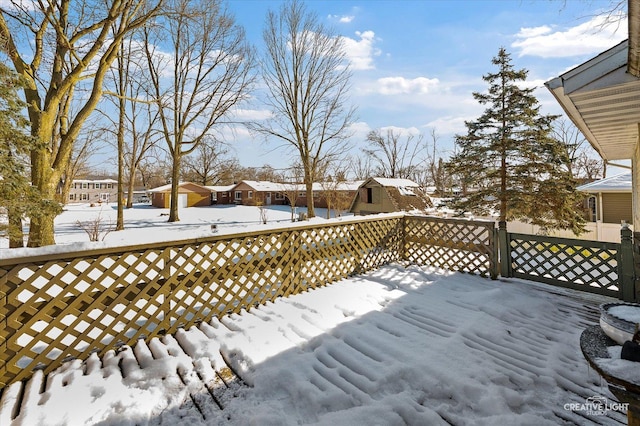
<box><xmin>206</xmin><ymin>185</ymin><xmax>235</xmax><ymax>192</ymax></box>
<box><xmin>73</xmin><ymin>178</ymin><xmax>118</xmax><ymax>183</ymax></box>
<box><xmin>237</xmin><ymin>181</ymin><xmax>363</xmax><ymax>192</ymax></box>
<box><xmin>237</xmin><ymin>180</ymin><xmax>292</xmax><ymax>192</ymax></box>
<box><xmin>576</xmin><ymin>172</ymin><xmax>631</xmax><ymax>193</ymax></box>
<box><xmin>371</xmin><ymin>177</ymin><xmax>419</xmax><ymax>188</ymax></box>
<box><xmin>148</xmin><ymin>182</ymin><xmax>211</xmax><ymax>193</ymax></box>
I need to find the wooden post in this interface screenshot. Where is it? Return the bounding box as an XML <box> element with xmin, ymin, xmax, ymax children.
<box><xmin>498</xmin><ymin>220</ymin><xmax>510</xmax><ymax>278</ymax></box>
<box><xmin>491</xmin><ymin>226</ymin><xmax>499</xmax><ymax>280</ymax></box>
<box><xmin>621</xmin><ymin>223</ymin><xmax>636</xmax><ymax>302</ymax></box>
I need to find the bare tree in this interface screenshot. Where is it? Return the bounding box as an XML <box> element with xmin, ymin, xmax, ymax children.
<box><xmin>425</xmin><ymin>128</ymin><xmax>450</xmax><ymax>195</ymax></box>
<box><xmin>143</xmin><ymin>0</ymin><xmax>255</xmax><ymax>222</ymax></box>
<box><xmin>58</xmin><ymin>126</ymin><xmax>105</xmax><ymax>204</ymax></box>
<box><xmin>279</xmin><ymin>166</ymin><xmax>304</xmax><ymax>221</ymax></box>
<box><xmin>320</xmin><ymin>162</ymin><xmax>352</xmax><ymax>218</ymax></box>
<box><xmin>181</xmin><ymin>136</ymin><xmax>230</xmax><ymax>185</ymax></box>
<box><xmin>364</xmin><ymin>128</ymin><xmax>425</xmax><ymax>179</ymax></box>
<box><xmin>552</xmin><ymin>119</ymin><xmax>604</xmax><ymax>181</ymax></box>
<box><xmin>349</xmin><ymin>155</ymin><xmax>373</xmax><ymax>180</ymax></box>
<box><xmin>0</xmin><ymin>0</ymin><xmax>162</xmax><ymax>246</ymax></box>
<box><xmin>252</xmin><ymin>0</ymin><xmax>356</xmax><ymax>218</ymax></box>
<box><xmin>138</xmin><ymin>154</ymin><xmax>171</xmax><ymax>189</ymax></box>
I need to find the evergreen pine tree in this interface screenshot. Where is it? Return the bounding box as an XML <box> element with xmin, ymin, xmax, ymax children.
<box><xmin>0</xmin><ymin>64</ymin><xmax>58</xmax><ymax>247</ymax></box>
<box><xmin>446</xmin><ymin>48</ymin><xmax>586</xmax><ymax>234</ymax></box>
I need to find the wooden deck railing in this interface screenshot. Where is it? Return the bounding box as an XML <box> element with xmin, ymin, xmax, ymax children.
<box><xmin>0</xmin><ymin>214</ymin><xmax>517</xmax><ymax>389</ymax></box>
<box><xmin>0</xmin><ymin>215</ymin><xmax>411</xmax><ymax>388</ymax></box>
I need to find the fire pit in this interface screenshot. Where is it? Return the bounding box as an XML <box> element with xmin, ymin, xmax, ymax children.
<box><xmin>600</xmin><ymin>302</ymin><xmax>640</xmax><ymax>345</ymax></box>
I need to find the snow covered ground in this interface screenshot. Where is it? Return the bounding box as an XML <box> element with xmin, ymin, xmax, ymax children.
<box><xmin>0</xmin><ymin>203</ymin><xmax>358</xmax><ymax>257</ymax></box>
<box><xmin>0</xmin><ymin>203</ymin><xmax>630</xmax><ymax>425</ymax></box>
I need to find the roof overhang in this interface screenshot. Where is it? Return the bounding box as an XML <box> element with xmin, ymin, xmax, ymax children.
<box><xmin>545</xmin><ymin>40</ymin><xmax>640</xmax><ymax>161</ymax></box>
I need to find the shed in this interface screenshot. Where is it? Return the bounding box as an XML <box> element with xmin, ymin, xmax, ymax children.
<box><xmin>148</xmin><ymin>182</ymin><xmax>212</xmax><ymax>208</ymax></box>
<box><xmin>349</xmin><ymin>177</ymin><xmax>433</xmax><ymax>215</ymax></box>
<box><xmin>577</xmin><ymin>173</ymin><xmax>632</xmax><ymax>225</ymax></box>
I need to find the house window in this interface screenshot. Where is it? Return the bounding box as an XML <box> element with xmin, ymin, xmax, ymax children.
<box><xmin>275</xmin><ymin>192</ymin><xmax>284</xmax><ymax>200</ymax></box>
<box><xmin>69</xmin><ymin>193</ymin><xmax>76</xmax><ymax>201</ymax></box>
<box><xmin>235</xmin><ymin>191</ymin><xmax>242</xmax><ymax>200</ymax></box>
<box><xmin>80</xmin><ymin>193</ymin><xmax>89</xmax><ymax>201</ymax></box>
<box><xmin>107</xmin><ymin>183</ymin><xmax>113</xmax><ymax>189</ymax></box>
<box><xmin>298</xmin><ymin>192</ymin><xmax>305</xmax><ymax>197</ymax></box>
<box><xmin>588</xmin><ymin>196</ymin><xmax>597</xmax><ymax>222</ymax></box>
<box><xmin>366</xmin><ymin>187</ymin><xmax>373</xmax><ymax>204</ymax></box>
<box><xmin>248</xmin><ymin>191</ymin><xmax>253</xmax><ymax>199</ymax></box>
<box><xmin>82</xmin><ymin>182</ymin><xmax>88</xmax><ymax>189</ymax></box>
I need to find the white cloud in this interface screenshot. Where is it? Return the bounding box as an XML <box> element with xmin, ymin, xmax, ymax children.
<box><xmin>328</xmin><ymin>14</ymin><xmax>354</xmax><ymax>23</ymax></box>
<box><xmin>376</xmin><ymin>76</ymin><xmax>440</xmax><ymax>95</ymax></box>
<box><xmin>379</xmin><ymin>126</ymin><xmax>421</xmax><ymax>136</ymax></box>
<box><xmin>424</xmin><ymin>116</ymin><xmax>469</xmax><ymax>136</ymax></box>
<box><xmin>232</xmin><ymin>108</ymin><xmax>272</xmax><ymax>121</ymax></box>
<box><xmin>348</xmin><ymin>121</ymin><xmax>372</xmax><ymax>140</ymax></box>
<box><xmin>512</xmin><ymin>12</ymin><xmax>627</xmax><ymax>58</ymax></box>
<box><xmin>341</xmin><ymin>30</ymin><xmax>380</xmax><ymax>70</ymax></box>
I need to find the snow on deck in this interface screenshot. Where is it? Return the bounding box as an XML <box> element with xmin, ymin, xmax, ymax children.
<box><xmin>0</xmin><ymin>264</ymin><xmax>627</xmax><ymax>425</ymax></box>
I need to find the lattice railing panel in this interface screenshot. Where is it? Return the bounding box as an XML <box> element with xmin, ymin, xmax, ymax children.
<box><xmin>403</xmin><ymin>216</ymin><xmax>496</xmax><ymax>277</ymax></box>
<box><xmin>508</xmin><ymin>233</ymin><xmax>620</xmax><ymax>297</ymax></box>
<box><xmin>0</xmin><ymin>216</ymin><xmax>404</xmax><ymax>388</ymax></box>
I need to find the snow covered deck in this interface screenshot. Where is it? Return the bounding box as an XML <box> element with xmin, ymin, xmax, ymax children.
<box><xmin>0</xmin><ymin>264</ymin><xmax>627</xmax><ymax>425</ymax></box>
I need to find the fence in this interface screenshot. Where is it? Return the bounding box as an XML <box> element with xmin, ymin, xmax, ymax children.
<box><xmin>499</xmin><ymin>225</ymin><xmax>634</xmax><ymax>300</ymax></box>
<box><xmin>0</xmin><ymin>214</ymin><xmax>632</xmax><ymax>389</ymax></box>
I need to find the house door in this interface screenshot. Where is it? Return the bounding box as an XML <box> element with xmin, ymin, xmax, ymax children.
<box><xmin>265</xmin><ymin>192</ymin><xmax>272</xmax><ymax>205</ymax></box>
<box><xmin>178</xmin><ymin>194</ymin><xmax>188</xmax><ymax>208</ymax></box>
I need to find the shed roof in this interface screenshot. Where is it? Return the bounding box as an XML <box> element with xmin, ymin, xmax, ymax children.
<box><xmin>371</xmin><ymin>177</ymin><xmax>420</xmax><ymax>188</ymax></box>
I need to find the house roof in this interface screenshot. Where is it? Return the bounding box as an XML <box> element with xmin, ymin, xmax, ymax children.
<box><xmin>74</xmin><ymin>178</ymin><xmax>118</xmax><ymax>183</ymax></box>
<box><xmin>206</xmin><ymin>185</ymin><xmax>235</xmax><ymax>192</ymax></box>
<box><xmin>577</xmin><ymin>172</ymin><xmax>632</xmax><ymax>193</ymax></box>
<box><xmin>234</xmin><ymin>180</ymin><xmax>291</xmax><ymax>192</ymax></box>
<box><xmin>545</xmin><ymin>40</ymin><xmax>640</xmax><ymax>161</ymax></box>
<box><xmin>148</xmin><ymin>182</ymin><xmax>211</xmax><ymax>193</ymax></box>
<box><xmin>233</xmin><ymin>180</ymin><xmax>363</xmax><ymax>193</ymax></box>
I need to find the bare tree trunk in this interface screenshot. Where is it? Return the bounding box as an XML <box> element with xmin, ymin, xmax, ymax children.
<box><xmin>169</xmin><ymin>152</ymin><xmax>181</xmax><ymax>222</ymax></box>
<box><xmin>127</xmin><ymin>173</ymin><xmax>136</xmax><ymax>209</ymax></box>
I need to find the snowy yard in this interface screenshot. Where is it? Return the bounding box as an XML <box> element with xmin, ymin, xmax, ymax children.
<box><xmin>0</xmin><ymin>203</ymin><xmax>631</xmax><ymax>425</ymax></box>
<box><xmin>1</xmin><ymin>203</ymin><xmax>350</xmax><ymax>254</ymax></box>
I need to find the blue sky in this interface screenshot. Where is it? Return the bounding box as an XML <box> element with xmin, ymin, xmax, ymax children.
<box><xmin>218</xmin><ymin>0</ymin><xmax>627</xmax><ymax>173</ymax></box>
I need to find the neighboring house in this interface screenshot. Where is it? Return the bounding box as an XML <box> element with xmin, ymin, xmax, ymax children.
<box><xmin>349</xmin><ymin>177</ymin><xmax>433</xmax><ymax>215</ymax></box>
<box><xmin>206</xmin><ymin>184</ymin><xmax>235</xmax><ymax>205</ymax></box>
<box><xmin>577</xmin><ymin>173</ymin><xmax>632</xmax><ymax>225</ymax></box>
<box><xmin>148</xmin><ymin>182</ymin><xmax>212</xmax><ymax>208</ymax></box>
<box><xmin>230</xmin><ymin>180</ymin><xmax>287</xmax><ymax>206</ymax></box>
<box><xmin>68</xmin><ymin>178</ymin><xmax>118</xmax><ymax>204</ymax></box>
